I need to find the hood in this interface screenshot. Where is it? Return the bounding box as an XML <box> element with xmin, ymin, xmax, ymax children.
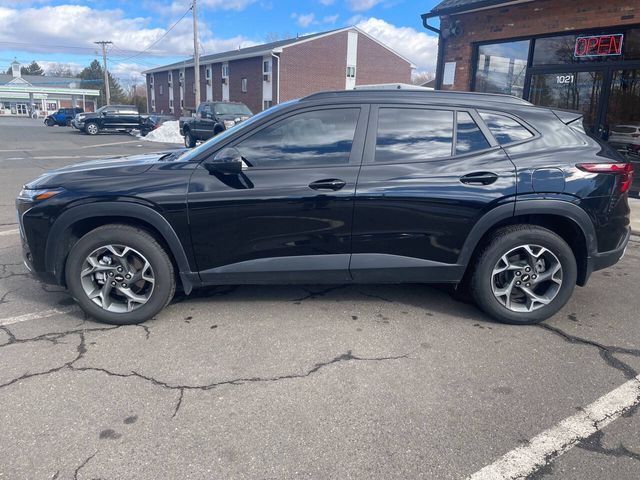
<box><xmin>25</xmin><ymin>150</ymin><xmax>183</xmax><ymax>189</ymax></box>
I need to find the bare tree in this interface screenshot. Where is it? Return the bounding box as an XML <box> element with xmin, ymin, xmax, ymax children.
<box><xmin>45</xmin><ymin>63</ymin><xmax>76</xmax><ymax>77</ymax></box>
<box><xmin>411</xmin><ymin>72</ymin><xmax>435</xmax><ymax>86</ymax></box>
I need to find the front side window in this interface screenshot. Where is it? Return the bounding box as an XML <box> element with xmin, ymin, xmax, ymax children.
<box><xmin>235</xmin><ymin>108</ymin><xmax>360</xmax><ymax>168</ymax></box>
<box><xmin>375</xmin><ymin>108</ymin><xmax>454</xmax><ymax>163</ymax></box>
<box><xmin>479</xmin><ymin>112</ymin><xmax>534</xmax><ymax>145</ymax></box>
<box><xmin>474</xmin><ymin>40</ymin><xmax>530</xmax><ymax>97</ymax></box>
<box><xmin>456</xmin><ymin>112</ymin><xmax>490</xmax><ymax>154</ymax></box>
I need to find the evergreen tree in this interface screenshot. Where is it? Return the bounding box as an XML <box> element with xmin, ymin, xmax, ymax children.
<box><xmin>5</xmin><ymin>61</ymin><xmax>45</xmax><ymax>76</ymax></box>
<box><xmin>78</xmin><ymin>60</ymin><xmax>127</xmax><ymax>107</ymax></box>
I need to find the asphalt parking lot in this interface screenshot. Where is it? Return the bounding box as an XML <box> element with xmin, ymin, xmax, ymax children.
<box><xmin>1</xmin><ymin>116</ymin><xmax>640</xmax><ymax>479</ymax></box>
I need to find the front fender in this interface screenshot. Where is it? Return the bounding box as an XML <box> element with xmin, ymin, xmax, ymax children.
<box><xmin>45</xmin><ymin>202</ymin><xmax>197</xmax><ymax>293</ymax></box>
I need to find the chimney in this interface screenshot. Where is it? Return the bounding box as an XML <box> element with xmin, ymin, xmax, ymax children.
<box><xmin>11</xmin><ymin>59</ymin><xmax>21</xmax><ymax>78</ymax></box>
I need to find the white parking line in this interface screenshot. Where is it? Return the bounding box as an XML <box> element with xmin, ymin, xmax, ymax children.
<box><xmin>468</xmin><ymin>374</ymin><xmax>640</xmax><ymax>479</ymax></box>
<box><xmin>0</xmin><ymin>229</ymin><xmax>19</xmax><ymax>237</ymax></box>
<box><xmin>0</xmin><ymin>307</ymin><xmax>77</xmax><ymax>327</ymax></box>
<box><xmin>80</xmin><ymin>140</ymin><xmax>142</xmax><ymax>149</ymax></box>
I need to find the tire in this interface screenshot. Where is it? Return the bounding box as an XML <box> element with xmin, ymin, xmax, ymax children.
<box><xmin>470</xmin><ymin>225</ymin><xmax>577</xmax><ymax>325</ymax></box>
<box><xmin>65</xmin><ymin>119</ymin><xmax>72</xmax><ymax>127</ymax></box>
<box><xmin>65</xmin><ymin>224</ymin><xmax>176</xmax><ymax>325</ymax></box>
<box><xmin>184</xmin><ymin>129</ymin><xmax>196</xmax><ymax>148</ymax></box>
<box><xmin>85</xmin><ymin>122</ymin><xmax>99</xmax><ymax>135</ymax></box>
<box><xmin>45</xmin><ymin>119</ymin><xmax>54</xmax><ymax>127</ymax></box>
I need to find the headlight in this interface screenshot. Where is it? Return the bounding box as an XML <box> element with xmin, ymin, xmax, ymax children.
<box><xmin>223</xmin><ymin>120</ymin><xmax>236</xmax><ymax>129</ymax></box>
<box><xmin>17</xmin><ymin>187</ymin><xmax>65</xmax><ymax>202</ymax></box>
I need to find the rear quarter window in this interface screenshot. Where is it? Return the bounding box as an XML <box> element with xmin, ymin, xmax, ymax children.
<box><xmin>479</xmin><ymin>112</ymin><xmax>534</xmax><ymax>145</ymax></box>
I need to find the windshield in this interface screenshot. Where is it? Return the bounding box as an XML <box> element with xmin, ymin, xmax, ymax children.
<box><xmin>94</xmin><ymin>106</ymin><xmax>107</xmax><ymax>114</ymax></box>
<box><xmin>177</xmin><ymin>100</ymin><xmax>297</xmax><ymax>162</ymax></box>
<box><xmin>214</xmin><ymin>103</ymin><xmax>253</xmax><ymax>116</ymax></box>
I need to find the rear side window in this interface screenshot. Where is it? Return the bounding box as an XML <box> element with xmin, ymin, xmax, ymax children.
<box><xmin>456</xmin><ymin>112</ymin><xmax>490</xmax><ymax>154</ymax></box>
<box><xmin>479</xmin><ymin>112</ymin><xmax>534</xmax><ymax>145</ymax></box>
<box><xmin>375</xmin><ymin>108</ymin><xmax>453</xmax><ymax>163</ymax></box>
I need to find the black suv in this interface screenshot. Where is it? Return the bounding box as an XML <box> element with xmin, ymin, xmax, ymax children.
<box><xmin>74</xmin><ymin>105</ymin><xmax>149</xmax><ymax>135</ymax></box>
<box><xmin>16</xmin><ymin>90</ymin><xmax>632</xmax><ymax>325</ymax></box>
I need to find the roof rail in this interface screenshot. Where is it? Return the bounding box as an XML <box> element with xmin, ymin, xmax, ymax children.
<box><xmin>301</xmin><ymin>89</ymin><xmax>532</xmax><ymax>106</ymax></box>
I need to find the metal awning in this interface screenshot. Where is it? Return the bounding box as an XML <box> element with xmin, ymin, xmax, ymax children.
<box><xmin>0</xmin><ymin>85</ymin><xmax>99</xmax><ymax>96</ymax></box>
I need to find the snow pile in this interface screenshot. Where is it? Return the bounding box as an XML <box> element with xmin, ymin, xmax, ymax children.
<box><xmin>141</xmin><ymin>121</ymin><xmax>183</xmax><ymax>144</ymax></box>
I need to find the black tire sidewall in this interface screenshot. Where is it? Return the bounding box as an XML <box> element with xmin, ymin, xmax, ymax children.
<box><xmin>185</xmin><ymin>131</ymin><xmax>195</xmax><ymax>148</ymax></box>
<box><xmin>66</xmin><ymin>226</ymin><xmax>174</xmax><ymax>325</ymax></box>
<box><xmin>472</xmin><ymin>227</ymin><xmax>577</xmax><ymax>325</ymax></box>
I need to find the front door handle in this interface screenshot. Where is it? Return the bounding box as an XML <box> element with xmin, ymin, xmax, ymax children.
<box><xmin>460</xmin><ymin>172</ymin><xmax>499</xmax><ymax>186</ymax></box>
<box><xmin>309</xmin><ymin>179</ymin><xmax>347</xmax><ymax>191</ymax></box>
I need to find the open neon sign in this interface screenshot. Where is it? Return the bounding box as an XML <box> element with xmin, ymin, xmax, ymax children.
<box><xmin>574</xmin><ymin>34</ymin><xmax>624</xmax><ymax>57</ymax></box>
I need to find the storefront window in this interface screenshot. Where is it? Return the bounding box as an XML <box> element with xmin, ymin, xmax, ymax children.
<box><xmin>528</xmin><ymin>71</ymin><xmax>603</xmax><ymax>134</ymax></box>
<box><xmin>474</xmin><ymin>40</ymin><xmax>530</xmax><ymax>96</ymax></box>
<box><xmin>532</xmin><ymin>35</ymin><xmax>577</xmax><ymax>65</ymax></box>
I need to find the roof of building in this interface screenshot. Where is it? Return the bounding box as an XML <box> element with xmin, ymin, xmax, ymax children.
<box><xmin>143</xmin><ymin>26</ymin><xmax>416</xmax><ymax>74</ymax></box>
<box><xmin>0</xmin><ymin>74</ymin><xmax>84</xmax><ymax>88</ymax></box>
<box><xmin>426</xmin><ymin>0</ymin><xmax>531</xmax><ymax>17</ymax></box>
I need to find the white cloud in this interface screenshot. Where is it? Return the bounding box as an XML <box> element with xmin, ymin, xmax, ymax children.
<box><xmin>348</xmin><ymin>0</ymin><xmax>382</xmax><ymax>12</ymax></box>
<box><xmin>319</xmin><ymin>0</ymin><xmax>335</xmax><ymax>5</ymax></box>
<box><xmin>323</xmin><ymin>14</ymin><xmax>339</xmax><ymax>24</ymax></box>
<box><xmin>291</xmin><ymin>12</ymin><xmax>316</xmax><ymax>28</ymax></box>
<box><xmin>355</xmin><ymin>17</ymin><xmax>438</xmax><ymax>73</ymax></box>
<box><xmin>0</xmin><ymin>5</ymin><xmax>257</xmax><ymax>80</ymax></box>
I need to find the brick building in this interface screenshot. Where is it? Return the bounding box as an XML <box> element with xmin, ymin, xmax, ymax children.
<box><xmin>421</xmin><ymin>0</ymin><xmax>640</xmax><ymax>151</ymax></box>
<box><xmin>143</xmin><ymin>26</ymin><xmax>414</xmax><ymax>116</ymax></box>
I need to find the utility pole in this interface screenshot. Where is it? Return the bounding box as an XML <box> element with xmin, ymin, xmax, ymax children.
<box><xmin>192</xmin><ymin>0</ymin><xmax>200</xmax><ymax>111</ymax></box>
<box><xmin>95</xmin><ymin>41</ymin><xmax>113</xmax><ymax>105</ymax></box>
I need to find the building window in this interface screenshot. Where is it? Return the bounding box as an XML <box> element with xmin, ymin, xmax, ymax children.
<box><xmin>206</xmin><ymin>67</ymin><xmax>211</xmax><ymax>79</ymax></box>
<box><xmin>169</xmin><ymin>99</ymin><xmax>174</xmax><ymax>111</ymax></box>
<box><xmin>263</xmin><ymin>60</ymin><xmax>271</xmax><ymax>74</ymax></box>
<box><xmin>346</xmin><ymin>66</ymin><xmax>356</xmax><ymax>78</ymax></box>
<box><xmin>263</xmin><ymin>100</ymin><xmax>273</xmax><ymax>110</ymax></box>
<box><xmin>192</xmin><ymin>83</ymin><xmax>196</xmax><ymax>94</ymax></box>
<box><xmin>222</xmin><ymin>65</ymin><xmax>229</xmax><ymax>77</ymax></box>
<box><xmin>150</xmin><ymin>74</ymin><xmax>154</xmax><ymax>87</ymax></box>
<box><xmin>474</xmin><ymin>40</ymin><xmax>530</xmax><ymax>97</ymax></box>
<box><xmin>159</xmin><ymin>85</ymin><xmax>163</xmax><ymax>95</ymax></box>
<box><xmin>180</xmin><ymin>99</ymin><xmax>184</xmax><ymax>108</ymax></box>
<box><xmin>151</xmin><ymin>100</ymin><xmax>156</xmax><ymax>110</ymax></box>
<box><xmin>168</xmin><ymin>72</ymin><xmax>173</xmax><ymax>85</ymax></box>
<box><xmin>179</xmin><ymin>71</ymin><xmax>184</xmax><ymax>85</ymax></box>
<box><xmin>241</xmin><ymin>78</ymin><xmax>248</xmax><ymax>93</ymax></box>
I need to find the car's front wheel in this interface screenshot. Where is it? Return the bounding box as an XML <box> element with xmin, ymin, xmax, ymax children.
<box><xmin>470</xmin><ymin>225</ymin><xmax>577</xmax><ymax>325</ymax></box>
<box><xmin>45</xmin><ymin>118</ymin><xmax>54</xmax><ymax>127</ymax></box>
<box><xmin>85</xmin><ymin>122</ymin><xmax>99</xmax><ymax>135</ymax></box>
<box><xmin>65</xmin><ymin>224</ymin><xmax>176</xmax><ymax>324</ymax></box>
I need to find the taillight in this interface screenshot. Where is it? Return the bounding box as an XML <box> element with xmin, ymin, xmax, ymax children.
<box><xmin>577</xmin><ymin>162</ymin><xmax>634</xmax><ymax>193</ymax></box>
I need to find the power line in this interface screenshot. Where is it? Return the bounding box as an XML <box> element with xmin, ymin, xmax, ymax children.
<box><xmin>112</xmin><ymin>3</ymin><xmax>194</xmax><ymax>63</ymax></box>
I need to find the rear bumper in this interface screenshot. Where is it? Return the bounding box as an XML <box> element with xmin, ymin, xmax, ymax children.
<box><xmin>584</xmin><ymin>227</ymin><xmax>631</xmax><ymax>283</ymax></box>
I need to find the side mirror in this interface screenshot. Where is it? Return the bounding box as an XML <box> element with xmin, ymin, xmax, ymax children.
<box><xmin>101</xmin><ymin>111</ymin><xmax>107</xmax><ymax>116</ymax></box>
<box><xmin>205</xmin><ymin>147</ymin><xmax>243</xmax><ymax>175</ymax></box>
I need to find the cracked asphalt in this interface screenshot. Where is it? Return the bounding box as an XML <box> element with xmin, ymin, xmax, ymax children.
<box><xmin>1</xmin><ymin>117</ymin><xmax>640</xmax><ymax>479</ymax></box>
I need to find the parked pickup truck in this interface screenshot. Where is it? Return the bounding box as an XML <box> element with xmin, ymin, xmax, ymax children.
<box><xmin>73</xmin><ymin>105</ymin><xmax>151</xmax><ymax>136</ymax></box>
<box><xmin>179</xmin><ymin>101</ymin><xmax>253</xmax><ymax>148</ymax></box>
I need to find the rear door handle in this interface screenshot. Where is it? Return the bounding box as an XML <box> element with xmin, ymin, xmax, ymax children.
<box><xmin>309</xmin><ymin>179</ymin><xmax>347</xmax><ymax>191</ymax></box>
<box><xmin>460</xmin><ymin>172</ymin><xmax>499</xmax><ymax>186</ymax></box>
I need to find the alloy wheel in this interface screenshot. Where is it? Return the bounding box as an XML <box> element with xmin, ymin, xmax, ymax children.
<box><xmin>491</xmin><ymin>244</ymin><xmax>563</xmax><ymax>313</ymax></box>
<box><xmin>86</xmin><ymin>123</ymin><xmax>98</xmax><ymax>135</ymax></box>
<box><xmin>80</xmin><ymin>244</ymin><xmax>155</xmax><ymax>313</ymax></box>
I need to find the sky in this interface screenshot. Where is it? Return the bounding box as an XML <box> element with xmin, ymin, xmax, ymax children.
<box><xmin>0</xmin><ymin>0</ymin><xmax>441</xmax><ymax>85</ymax></box>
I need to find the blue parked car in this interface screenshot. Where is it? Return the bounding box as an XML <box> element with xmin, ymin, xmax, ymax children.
<box><xmin>44</xmin><ymin>107</ymin><xmax>84</xmax><ymax>127</ymax></box>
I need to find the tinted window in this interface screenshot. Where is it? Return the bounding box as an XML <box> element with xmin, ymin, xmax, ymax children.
<box><xmin>479</xmin><ymin>112</ymin><xmax>534</xmax><ymax>145</ymax></box>
<box><xmin>235</xmin><ymin>108</ymin><xmax>359</xmax><ymax>168</ymax></box>
<box><xmin>375</xmin><ymin>108</ymin><xmax>453</xmax><ymax>163</ymax></box>
<box><xmin>456</xmin><ymin>112</ymin><xmax>490</xmax><ymax>154</ymax></box>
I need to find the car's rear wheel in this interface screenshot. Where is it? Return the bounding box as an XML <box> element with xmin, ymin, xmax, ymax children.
<box><xmin>65</xmin><ymin>224</ymin><xmax>176</xmax><ymax>325</ymax></box>
<box><xmin>470</xmin><ymin>225</ymin><xmax>577</xmax><ymax>325</ymax></box>
<box><xmin>184</xmin><ymin>129</ymin><xmax>196</xmax><ymax>148</ymax></box>
<box><xmin>85</xmin><ymin>122</ymin><xmax>99</xmax><ymax>135</ymax></box>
